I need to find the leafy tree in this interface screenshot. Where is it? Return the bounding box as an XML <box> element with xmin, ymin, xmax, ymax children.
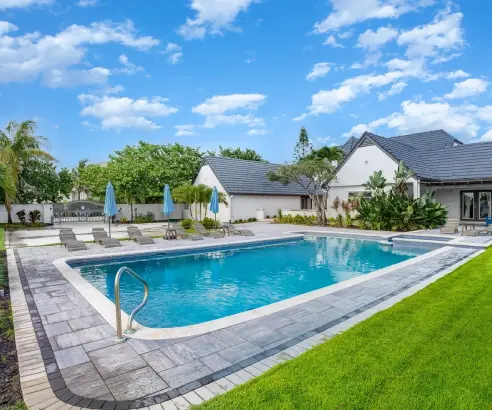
<box><xmin>303</xmin><ymin>146</ymin><xmax>344</xmax><ymax>163</ymax></box>
<box><xmin>268</xmin><ymin>159</ymin><xmax>337</xmax><ymax>225</ymax></box>
<box><xmin>209</xmin><ymin>146</ymin><xmax>267</xmax><ymax>162</ymax></box>
<box><xmin>293</xmin><ymin>127</ymin><xmax>313</xmax><ymax>162</ymax></box>
<box><xmin>0</xmin><ymin>120</ymin><xmax>55</xmax><ymax>223</ymax></box>
<box><xmin>58</xmin><ymin>168</ymin><xmax>74</xmax><ymax>201</ymax></box>
<box><xmin>173</xmin><ymin>183</ymin><xmax>228</xmax><ymax>221</ymax></box>
<box><xmin>78</xmin><ymin>164</ymin><xmax>108</xmax><ymax>201</ymax></box>
<box><xmin>72</xmin><ymin>159</ymin><xmax>89</xmax><ymax>200</ymax></box>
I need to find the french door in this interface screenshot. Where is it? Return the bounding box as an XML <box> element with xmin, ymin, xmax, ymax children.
<box><xmin>461</xmin><ymin>191</ymin><xmax>492</xmax><ymax>221</ymax></box>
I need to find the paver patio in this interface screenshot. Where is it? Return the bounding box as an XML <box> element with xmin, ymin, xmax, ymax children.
<box><xmin>7</xmin><ymin>224</ymin><xmax>491</xmax><ymax>409</ymax></box>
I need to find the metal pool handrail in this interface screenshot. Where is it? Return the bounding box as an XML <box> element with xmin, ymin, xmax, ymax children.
<box><xmin>114</xmin><ymin>266</ymin><xmax>149</xmax><ymax>342</ymax></box>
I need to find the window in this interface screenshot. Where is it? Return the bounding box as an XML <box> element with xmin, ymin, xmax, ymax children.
<box><xmin>479</xmin><ymin>192</ymin><xmax>491</xmax><ymax>219</ymax></box>
<box><xmin>301</xmin><ymin>197</ymin><xmax>312</xmax><ymax>210</ymax></box>
<box><xmin>462</xmin><ymin>192</ymin><xmax>474</xmax><ymax>219</ymax></box>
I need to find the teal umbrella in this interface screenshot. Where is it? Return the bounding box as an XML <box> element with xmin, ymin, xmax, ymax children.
<box><xmin>104</xmin><ymin>182</ymin><xmax>118</xmax><ymax>238</ymax></box>
<box><xmin>210</xmin><ymin>186</ymin><xmax>219</xmax><ymax>225</ymax></box>
<box><xmin>163</xmin><ymin>184</ymin><xmax>174</xmax><ymax>228</ymax></box>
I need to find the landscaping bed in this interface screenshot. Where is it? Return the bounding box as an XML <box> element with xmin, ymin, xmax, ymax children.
<box><xmin>199</xmin><ymin>248</ymin><xmax>492</xmax><ymax>410</ymax></box>
<box><xmin>0</xmin><ymin>230</ymin><xmax>25</xmax><ymax>409</ymax></box>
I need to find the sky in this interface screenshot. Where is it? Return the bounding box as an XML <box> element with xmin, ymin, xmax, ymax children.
<box><xmin>1</xmin><ymin>0</ymin><xmax>492</xmax><ymax>169</ymax></box>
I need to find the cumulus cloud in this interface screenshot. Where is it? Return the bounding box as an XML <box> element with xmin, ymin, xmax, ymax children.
<box><xmin>0</xmin><ymin>20</ymin><xmax>159</xmax><ymax>87</ymax></box>
<box><xmin>0</xmin><ymin>0</ymin><xmax>51</xmax><ymax>9</ymax></box>
<box><xmin>116</xmin><ymin>54</ymin><xmax>144</xmax><ymax>75</ymax></box>
<box><xmin>480</xmin><ymin>130</ymin><xmax>492</xmax><ymax>142</ymax></box>
<box><xmin>175</xmin><ymin>124</ymin><xmax>198</xmax><ymax>136</ymax></box>
<box><xmin>178</xmin><ymin>0</ymin><xmax>258</xmax><ymax>40</ymax></box>
<box><xmin>78</xmin><ymin>94</ymin><xmax>178</xmax><ymax>130</ymax></box>
<box><xmin>248</xmin><ymin>129</ymin><xmax>268</xmax><ymax>135</ymax></box>
<box><xmin>357</xmin><ymin>26</ymin><xmax>398</xmax><ymax>50</ymax></box>
<box><xmin>397</xmin><ymin>8</ymin><xmax>465</xmax><ymax>62</ymax></box>
<box><xmin>378</xmin><ymin>81</ymin><xmax>407</xmax><ymax>100</ymax></box>
<box><xmin>306</xmin><ymin>63</ymin><xmax>332</xmax><ymax>81</ymax></box>
<box><xmin>77</xmin><ymin>0</ymin><xmax>98</xmax><ymax>6</ymax></box>
<box><xmin>446</xmin><ymin>70</ymin><xmax>469</xmax><ymax>79</ymax></box>
<box><xmin>162</xmin><ymin>43</ymin><xmax>183</xmax><ymax>64</ymax></box>
<box><xmin>204</xmin><ymin>114</ymin><xmax>265</xmax><ymax>129</ymax></box>
<box><xmin>314</xmin><ymin>0</ymin><xmax>431</xmax><ymax>34</ymax></box>
<box><xmin>324</xmin><ymin>35</ymin><xmax>344</xmax><ymax>48</ymax></box>
<box><xmin>193</xmin><ymin>94</ymin><xmax>266</xmax><ymax>115</ymax></box>
<box><xmin>0</xmin><ymin>21</ymin><xmax>17</xmax><ymax>35</ymax></box>
<box><xmin>444</xmin><ymin>78</ymin><xmax>488</xmax><ymax>99</ymax></box>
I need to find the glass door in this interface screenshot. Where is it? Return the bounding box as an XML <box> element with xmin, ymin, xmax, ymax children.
<box><xmin>479</xmin><ymin>192</ymin><xmax>491</xmax><ymax>219</ymax></box>
<box><xmin>462</xmin><ymin>192</ymin><xmax>474</xmax><ymax>220</ymax></box>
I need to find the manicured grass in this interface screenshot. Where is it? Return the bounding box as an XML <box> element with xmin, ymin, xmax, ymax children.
<box><xmin>0</xmin><ymin>228</ymin><xmax>4</xmax><ymax>251</ymax></box>
<box><xmin>198</xmin><ymin>248</ymin><xmax>492</xmax><ymax>410</ymax></box>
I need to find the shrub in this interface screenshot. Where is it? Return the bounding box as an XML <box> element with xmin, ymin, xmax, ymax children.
<box><xmin>278</xmin><ymin>209</ymin><xmax>283</xmax><ymax>219</ymax></box>
<box><xmin>274</xmin><ymin>214</ymin><xmax>317</xmax><ymax>226</ymax></box>
<box><xmin>343</xmin><ymin>215</ymin><xmax>353</xmax><ymax>227</ymax></box>
<box><xmin>134</xmin><ymin>211</ymin><xmax>155</xmax><ymax>224</ymax></box>
<box><xmin>16</xmin><ymin>210</ymin><xmax>26</xmax><ymax>224</ymax></box>
<box><xmin>120</xmin><ymin>216</ymin><xmax>128</xmax><ymax>224</ymax></box>
<box><xmin>336</xmin><ymin>214</ymin><xmax>343</xmax><ymax>227</ymax></box>
<box><xmin>327</xmin><ymin>217</ymin><xmax>337</xmax><ymax>227</ymax></box>
<box><xmin>247</xmin><ymin>218</ymin><xmax>257</xmax><ymax>222</ymax></box>
<box><xmin>28</xmin><ymin>210</ymin><xmax>41</xmax><ymax>224</ymax></box>
<box><xmin>181</xmin><ymin>218</ymin><xmax>193</xmax><ymax>229</ymax></box>
<box><xmin>202</xmin><ymin>217</ymin><xmax>220</xmax><ymax>229</ymax></box>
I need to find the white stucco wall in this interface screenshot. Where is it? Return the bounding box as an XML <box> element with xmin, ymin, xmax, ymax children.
<box><xmin>0</xmin><ymin>203</ymin><xmax>54</xmax><ymax>224</ymax></box>
<box><xmin>230</xmin><ymin>195</ymin><xmax>301</xmax><ymax>221</ymax></box>
<box><xmin>116</xmin><ymin>203</ymin><xmax>185</xmax><ymax>222</ymax></box>
<box><xmin>193</xmin><ymin>164</ymin><xmax>231</xmax><ymax>222</ymax></box>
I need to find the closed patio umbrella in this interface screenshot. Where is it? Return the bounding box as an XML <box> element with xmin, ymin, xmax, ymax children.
<box><xmin>210</xmin><ymin>186</ymin><xmax>219</xmax><ymax>226</ymax></box>
<box><xmin>163</xmin><ymin>184</ymin><xmax>174</xmax><ymax>228</ymax></box>
<box><xmin>104</xmin><ymin>182</ymin><xmax>118</xmax><ymax>238</ymax></box>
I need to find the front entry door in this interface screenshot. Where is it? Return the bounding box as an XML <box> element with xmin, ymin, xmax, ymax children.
<box><xmin>461</xmin><ymin>191</ymin><xmax>492</xmax><ymax>222</ymax></box>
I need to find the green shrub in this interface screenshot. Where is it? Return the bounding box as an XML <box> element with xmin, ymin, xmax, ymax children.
<box><xmin>343</xmin><ymin>215</ymin><xmax>353</xmax><ymax>227</ymax></box>
<box><xmin>274</xmin><ymin>214</ymin><xmax>317</xmax><ymax>226</ymax></box>
<box><xmin>16</xmin><ymin>210</ymin><xmax>26</xmax><ymax>224</ymax></box>
<box><xmin>278</xmin><ymin>209</ymin><xmax>283</xmax><ymax>218</ymax></box>
<box><xmin>327</xmin><ymin>217</ymin><xmax>337</xmax><ymax>227</ymax></box>
<box><xmin>336</xmin><ymin>214</ymin><xmax>343</xmax><ymax>227</ymax></box>
<box><xmin>247</xmin><ymin>218</ymin><xmax>257</xmax><ymax>222</ymax></box>
<box><xmin>28</xmin><ymin>210</ymin><xmax>41</xmax><ymax>224</ymax></box>
<box><xmin>202</xmin><ymin>217</ymin><xmax>220</xmax><ymax>229</ymax></box>
<box><xmin>134</xmin><ymin>211</ymin><xmax>155</xmax><ymax>223</ymax></box>
<box><xmin>181</xmin><ymin>218</ymin><xmax>193</xmax><ymax>229</ymax></box>
<box><xmin>120</xmin><ymin>216</ymin><xmax>128</xmax><ymax>224</ymax></box>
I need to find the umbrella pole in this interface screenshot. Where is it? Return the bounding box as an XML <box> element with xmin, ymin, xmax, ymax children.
<box><xmin>108</xmin><ymin>217</ymin><xmax>111</xmax><ymax>238</ymax></box>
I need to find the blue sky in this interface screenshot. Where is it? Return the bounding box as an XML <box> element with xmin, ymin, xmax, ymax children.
<box><xmin>1</xmin><ymin>0</ymin><xmax>492</xmax><ymax>168</ymax></box>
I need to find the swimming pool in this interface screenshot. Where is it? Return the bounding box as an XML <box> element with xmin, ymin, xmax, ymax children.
<box><xmin>73</xmin><ymin>236</ymin><xmax>430</xmax><ymax>328</ymax></box>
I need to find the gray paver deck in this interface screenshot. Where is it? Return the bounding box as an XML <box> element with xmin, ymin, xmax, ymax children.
<box><xmin>9</xmin><ymin>223</ymin><xmax>491</xmax><ymax>409</ymax></box>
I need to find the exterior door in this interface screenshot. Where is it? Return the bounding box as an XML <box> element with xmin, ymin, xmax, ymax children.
<box><xmin>461</xmin><ymin>191</ymin><xmax>492</xmax><ymax>222</ymax></box>
<box><xmin>462</xmin><ymin>192</ymin><xmax>474</xmax><ymax>220</ymax></box>
<box><xmin>479</xmin><ymin>192</ymin><xmax>491</xmax><ymax>219</ymax></box>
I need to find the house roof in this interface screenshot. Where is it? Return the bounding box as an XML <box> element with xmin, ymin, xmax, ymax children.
<box><xmin>203</xmin><ymin>156</ymin><xmax>309</xmax><ymax>196</ymax></box>
<box><xmin>340</xmin><ymin>136</ymin><xmax>359</xmax><ymax>155</ymax></box>
<box><xmin>342</xmin><ymin>129</ymin><xmax>492</xmax><ymax>182</ymax></box>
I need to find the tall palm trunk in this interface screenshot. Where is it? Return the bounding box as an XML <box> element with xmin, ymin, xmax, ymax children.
<box><xmin>5</xmin><ymin>195</ymin><xmax>13</xmax><ymax>224</ymax></box>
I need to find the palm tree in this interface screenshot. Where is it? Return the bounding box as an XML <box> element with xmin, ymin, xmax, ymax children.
<box><xmin>0</xmin><ymin>121</ymin><xmax>55</xmax><ymax>223</ymax></box>
<box><xmin>304</xmin><ymin>146</ymin><xmax>344</xmax><ymax>163</ymax></box>
<box><xmin>71</xmin><ymin>159</ymin><xmax>89</xmax><ymax>200</ymax></box>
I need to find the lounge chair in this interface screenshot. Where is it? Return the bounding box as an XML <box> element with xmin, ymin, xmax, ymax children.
<box><xmin>92</xmin><ymin>229</ymin><xmax>122</xmax><ymax>247</ymax></box>
<box><xmin>172</xmin><ymin>225</ymin><xmax>203</xmax><ymax>241</ymax></box>
<box><xmin>59</xmin><ymin>233</ymin><xmax>87</xmax><ymax>251</ymax></box>
<box><xmin>440</xmin><ymin>219</ymin><xmax>459</xmax><ymax>234</ymax></box>
<box><xmin>194</xmin><ymin>222</ymin><xmax>224</xmax><ymax>239</ymax></box>
<box><xmin>127</xmin><ymin>226</ymin><xmax>155</xmax><ymax>245</ymax></box>
<box><xmin>462</xmin><ymin>229</ymin><xmax>485</xmax><ymax>237</ymax></box>
<box><xmin>223</xmin><ymin>222</ymin><xmax>254</xmax><ymax>236</ymax></box>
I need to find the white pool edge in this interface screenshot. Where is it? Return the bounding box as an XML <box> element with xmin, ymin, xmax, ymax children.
<box><xmin>53</xmin><ymin>233</ymin><xmax>453</xmax><ymax>340</ymax></box>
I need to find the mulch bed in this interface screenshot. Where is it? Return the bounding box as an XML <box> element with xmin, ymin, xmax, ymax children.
<box><xmin>0</xmin><ymin>254</ymin><xmax>23</xmax><ymax>408</ymax></box>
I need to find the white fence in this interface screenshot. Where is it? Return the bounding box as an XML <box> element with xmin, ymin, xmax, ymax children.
<box><xmin>0</xmin><ymin>204</ymin><xmax>54</xmax><ymax>224</ymax></box>
<box><xmin>116</xmin><ymin>203</ymin><xmax>185</xmax><ymax>222</ymax></box>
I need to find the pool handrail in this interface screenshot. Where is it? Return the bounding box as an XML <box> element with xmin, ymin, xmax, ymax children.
<box><xmin>114</xmin><ymin>266</ymin><xmax>149</xmax><ymax>342</ymax></box>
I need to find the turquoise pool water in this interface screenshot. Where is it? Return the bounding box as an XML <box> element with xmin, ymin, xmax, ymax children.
<box><xmin>74</xmin><ymin>236</ymin><xmax>430</xmax><ymax>328</ymax></box>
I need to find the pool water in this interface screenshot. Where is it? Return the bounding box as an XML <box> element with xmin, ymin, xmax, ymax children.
<box><xmin>75</xmin><ymin>236</ymin><xmax>429</xmax><ymax>328</ymax></box>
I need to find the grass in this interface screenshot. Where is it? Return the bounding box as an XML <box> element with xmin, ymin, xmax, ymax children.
<box><xmin>0</xmin><ymin>228</ymin><xmax>4</xmax><ymax>251</ymax></box>
<box><xmin>198</xmin><ymin>248</ymin><xmax>492</xmax><ymax>410</ymax></box>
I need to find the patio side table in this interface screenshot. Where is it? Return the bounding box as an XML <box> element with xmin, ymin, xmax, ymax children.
<box><xmin>165</xmin><ymin>228</ymin><xmax>177</xmax><ymax>240</ymax></box>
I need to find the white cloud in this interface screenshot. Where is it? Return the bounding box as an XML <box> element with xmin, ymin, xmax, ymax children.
<box><xmin>357</xmin><ymin>26</ymin><xmax>398</xmax><ymax>50</ymax></box>
<box><xmin>0</xmin><ymin>20</ymin><xmax>159</xmax><ymax>86</ymax></box>
<box><xmin>162</xmin><ymin>43</ymin><xmax>183</xmax><ymax>64</ymax></box>
<box><xmin>175</xmin><ymin>124</ymin><xmax>198</xmax><ymax>136</ymax></box>
<box><xmin>0</xmin><ymin>21</ymin><xmax>17</xmax><ymax>35</ymax></box>
<box><xmin>116</xmin><ymin>54</ymin><xmax>144</xmax><ymax>74</ymax></box>
<box><xmin>480</xmin><ymin>130</ymin><xmax>492</xmax><ymax>142</ymax></box>
<box><xmin>193</xmin><ymin>94</ymin><xmax>266</xmax><ymax>115</ymax></box>
<box><xmin>306</xmin><ymin>63</ymin><xmax>331</xmax><ymax>81</ymax></box>
<box><xmin>317</xmin><ymin>136</ymin><xmax>331</xmax><ymax>144</ymax></box>
<box><xmin>444</xmin><ymin>78</ymin><xmax>488</xmax><ymax>99</ymax></box>
<box><xmin>77</xmin><ymin>0</ymin><xmax>98</xmax><ymax>6</ymax></box>
<box><xmin>0</xmin><ymin>0</ymin><xmax>51</xmax><ymax>9</ymax></box>
<box><xmin>342</xmin><ymin>123</ymin><xmax>372</xmax><ymax>138</ymax></box>
<box><xmin>378</xmin><ymin>81</ymin><xmax>407</xmax><ymax>100</ymax></box>
<box><xmin>314</xmin><ymin>0</ymin><xmax>431</xmax><ymax>33</ymax></box>
<box><xmin>323</xmin><ymin>35</ymin><xmax>343</xmax><ymax>48</ymax></box>
<box><xmin>178</xmin><ymin>0</ymin><xmax>258</xmax><ymax>40</ymax></box>
<box><xmin>204</xmin><ymin>114</ymin><xmax>264</xmax><ymax>129</ymax></box>
<box><xmin>446</xmin><ymin>70</ymin><xmax>469</xmax><ymax>79</ymax></box>
<box><xmin>78</xmin><ymin>94</ymin><xmax>178</xmax><ymax>130</ymax></box>
<box><xmin>397</xmin><ymin>8</ymin><xmax>465</xmax><ymax>62</ymax></box>
<box><xmin>248</xmin><ymin>129</ymin><xmax>268</xmax><ymax>135</ymax></box>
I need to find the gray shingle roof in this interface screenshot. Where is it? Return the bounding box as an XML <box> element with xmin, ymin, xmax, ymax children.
<box><xmin>340</xmin><ymin>136</ymin><xmax>359</xmax><ymax>155</ymax></box>
<box><xmin>204</xmin><ymin>156</ymin><xmax>309</xmax><ymax>196</ymax></box>
<box><xmin>348</xmin><ymin>129</ymin><xmax>492</xmax><ymax>182</ymax></box>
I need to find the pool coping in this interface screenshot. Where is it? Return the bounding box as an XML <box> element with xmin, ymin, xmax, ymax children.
<box><xmin>9</xmin><ymin>242</ymin><xmax>484</xmax><ymax>409</ymax></box>
<box><xmin>52</xmin><ymin>233</ymin><xmax>449</xmax><ymax>340</ymax></box>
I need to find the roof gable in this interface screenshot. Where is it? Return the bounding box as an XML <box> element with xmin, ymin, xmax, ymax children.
<box><xmin>203</xmin><ymin>156</ymin><xmax>308</xmax><ymax>196</ymax></box>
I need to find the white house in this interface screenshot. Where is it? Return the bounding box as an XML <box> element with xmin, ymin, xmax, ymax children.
<box><xmin>194</xmin><ymin>156</ymin><xmax>312</xmax><ymax>222</ymax></box>
<box><xmin>330</xmin><ymin>129</ymin><xmax>492</xmax><ymax>223</ymax></box>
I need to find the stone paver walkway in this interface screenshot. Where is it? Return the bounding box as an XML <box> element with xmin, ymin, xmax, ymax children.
<box><xmin>8</xmin><ymin>228</ymin><xmax>488</xmax><ymax>409</ymax></box>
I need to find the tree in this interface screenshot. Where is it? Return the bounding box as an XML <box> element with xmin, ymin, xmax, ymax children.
<box><xmin>0</xmin><ymin>120</ymin><xmax>55</xmax><ymax>223</ymax></box>
<box><xmin>303</xmin><ymin>146</ymin><xmax>344</xmax><ymax>163</ymax></box>
<box><xmin>209</xmin><ymin>146</ymin><xmax>267</xmax><ymax>162</ymax></box>
<box><xmin>268</xmin><ymin>159</ymin><xmax>337</xmax><ymax>225</ymax></box>
<box><xmin>58</xmin><ymin>168</ymin><xmax>74</xmax><ymax>201</ymax></box>
<box><xmin>293</xmin><ymin>127</ymin><xmax>313</xmax><ymax>162</ymax></box>
<box><xmin>78</xmin><ymin>164</ymin><xmax>108</xmax><ymax>201</ymax></box>
<box><xmin>72</xmin><ymin>159</ymin><xmax>89</xmax><ymax>200</ymax></box>
<box><xmin>173</xmin><ymin>183</ymin><xmax>229</xmax><ymax>221</ymax></box>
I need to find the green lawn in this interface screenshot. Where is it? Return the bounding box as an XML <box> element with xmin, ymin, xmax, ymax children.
<box><xmin>198</xmin><ymin>248</ymin><xmax>492</xmax><ymax>410</ymax></box>
<box><xmin>0</xmin><ymin>228</ymin><xmax>5</xmax><ymax>251</ymax></box>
